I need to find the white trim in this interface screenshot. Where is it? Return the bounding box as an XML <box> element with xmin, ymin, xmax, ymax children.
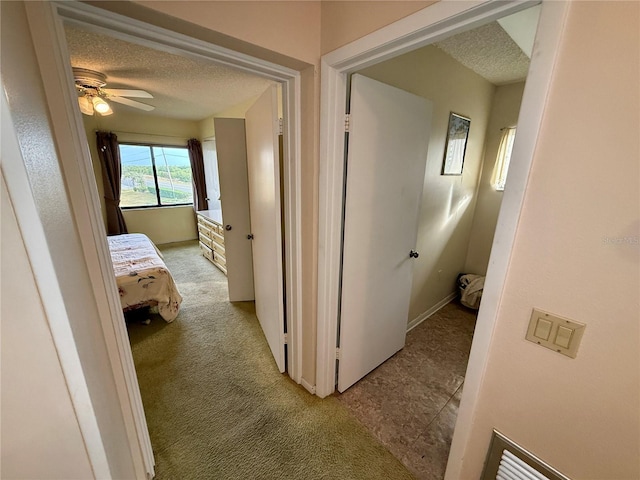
<box><xmin>407</xmin><ymin>292</ymin><xmax>458</xmax><ymax>332</ymax></box>
<box><xmin>1</xmin><ymin>84</ymin><xmax>111</xmax><ymax>479</ymax></box>
<box><xmin>281</xmin><ymin>76</ymin><xmax>304</xmax><ymax>383</ymax></box>
<box><xmin>53</xmin><ymin>1</ymin><xmax>298</xmax><ymax>82</ymax></box>
<box><xmin>300</xmin><ymin>378</ymin><xmax>316</xmax><ymax>396</ymax></box>
<box><xmin>316</xmin><ymin>58</ymin><xmax>348</xmax><ymax>398</ymax></box>
<box><xmin>27</xmin><ymin>1</ymin><xmax>305</xmax><ymax>476</ymax></box>
<box><xmin>316</xmin><ymin>0</ymin><xmax>570</xmax><ymax>475</ymax></box>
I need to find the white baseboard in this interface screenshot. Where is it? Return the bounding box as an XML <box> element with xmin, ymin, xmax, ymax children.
<box><xmin>300</xmin><ymin>378</ymin><xmax>316</xmax><ymax>395</ymax></box>
<box><xmin>407</xmin><ymin>291</ymin><xmax>458</xmax><ymax>332</ymax></box>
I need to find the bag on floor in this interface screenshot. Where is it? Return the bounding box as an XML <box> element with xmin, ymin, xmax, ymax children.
<box><xmin>457</xmin><ymin>273</ymin><xmax>485</xmax><ymax>310</ymax></box>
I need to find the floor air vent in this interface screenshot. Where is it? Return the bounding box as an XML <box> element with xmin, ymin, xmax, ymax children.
<box><xmin>481</xmin><ymin>430</ymin><xmax>571</xmax><ymax>480</ymax></box>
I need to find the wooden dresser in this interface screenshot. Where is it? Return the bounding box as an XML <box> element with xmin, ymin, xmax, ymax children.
<box><xmin>197</xmin><ymin>210</ymin><xmax>227</xmax><ymax>275</ymax></box>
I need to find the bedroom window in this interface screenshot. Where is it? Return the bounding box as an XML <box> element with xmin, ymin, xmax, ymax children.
<box><xmin>119</xmin><ymin>144</ymin><xmax>194</xmax><ymax>208</ymax></box>
<box><xmin>492</xmin><ymin>127</ymin><xmax>517</xmax><ymax>191</ymax></box>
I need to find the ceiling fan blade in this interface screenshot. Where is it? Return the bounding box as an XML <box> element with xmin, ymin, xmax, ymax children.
<box><xmin>103</xmin><ymin>88</ymin><xmax>153</xmax><ymax>98</ymax></box>
<box><xmin>109</xmin><ymin>96</ymin><xmax>155</xmax><ymax>111</ymax></box>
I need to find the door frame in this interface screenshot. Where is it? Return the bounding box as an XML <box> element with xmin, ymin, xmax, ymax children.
<box><xmin>24</xmin><ymin>1</ymin><xmax>304</xmax><ymax>477</ymax></box>
<box><xmin>316</xmin><ymin>0</ymin><xmax>570</xmax><ymax>476</ymax></box>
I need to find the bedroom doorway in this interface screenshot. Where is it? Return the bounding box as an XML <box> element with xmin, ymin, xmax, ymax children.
<box><xmin>64</xmin><ymin>20</ymin><xmax>290</xmax><ymax>373</ymax></box>
<box><xmin>22</xmin><ymin>2</ymin><xmax>304</xmax><ymax>477</ymax></box>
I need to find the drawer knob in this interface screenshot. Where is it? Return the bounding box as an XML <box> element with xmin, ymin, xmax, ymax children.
<box><xmin>247</xmin><ymin>234</ymin><xmax>254</xmax><ymax>240</ymax></box>
<box><xmin>225</xmin><ymin>224</ymin><xmax>232</xmax><ymax>231</ymax></box>
<box><xmin>409</xmin><ymin>250</ymin><xmax>419</xmax><ymax>259</ymax></box>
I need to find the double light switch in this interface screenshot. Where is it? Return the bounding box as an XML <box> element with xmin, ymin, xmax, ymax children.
<box><xmin>525</xmin><ymin>308</ymin><xmax>585</xmax><ymax>358</ymax></box>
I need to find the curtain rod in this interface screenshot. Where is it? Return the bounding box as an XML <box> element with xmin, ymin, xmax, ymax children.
<box><xmin>95</xmin><ymin>129</ymin><xmax>194</xmax><ymax>140</ymax></box>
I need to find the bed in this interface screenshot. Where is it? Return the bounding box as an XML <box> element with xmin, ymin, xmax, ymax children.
<box><xmin>107</xmin><ymin>233</ymin><xmax>183</xmax><ymax>322</ymax></box>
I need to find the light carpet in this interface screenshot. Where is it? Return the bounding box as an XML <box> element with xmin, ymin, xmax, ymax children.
<box><xmin>127</xmin><ymin>240</ymin><xmax>414</xmax><ymax>479</ymax></box>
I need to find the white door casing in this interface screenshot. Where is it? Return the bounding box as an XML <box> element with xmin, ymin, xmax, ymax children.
<box><xmin>245</xmin><ymin>86</ymin><xmax>286</xmax><ymax>373</ymax></box>
<box><xmin>338</xmin><ymin>74</ymin><xmax>432</xmax><ymax>392</ymax></box>
<box><xmin>215</xmin><ymin>119</ymin><xmax>255</xmax><ymax>302</ymax></box>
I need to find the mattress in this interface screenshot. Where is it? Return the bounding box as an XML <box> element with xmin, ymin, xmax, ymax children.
<box><xmin>107</xmin><ymin>233</ymin><xmax>182</xmax><ymax>322</ymax></box>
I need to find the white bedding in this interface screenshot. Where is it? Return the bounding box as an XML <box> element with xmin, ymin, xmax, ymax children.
<box><xmin>107</xmin><ymin>233</ymin><xmax>182</xmax><ymax>322</ymax></box>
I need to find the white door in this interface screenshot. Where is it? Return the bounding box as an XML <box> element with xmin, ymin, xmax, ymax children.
<box><xmin>215</xmin><ymin>118</ymin><xmax>255</xmax><ymax>302</ymax></box>
<box><xmin>245</xmin><ymin>85</ymin><xmax>286</xmax><ymax>373</ymax></box>
<box><xmin>338</xmin><ymin>74</ymin><xmax>433</xmax><ymax>392</ymax></box>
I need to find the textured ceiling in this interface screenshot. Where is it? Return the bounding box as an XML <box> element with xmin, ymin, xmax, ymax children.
<box><xmin>64</xmin><ymin>25</ymin><xmax>275</xmax><ymax>121</ymax></box>
<box><xmin>434</xmin><ymin>21</ymin><xmax>531</xmax><ymax>85</ymax></box>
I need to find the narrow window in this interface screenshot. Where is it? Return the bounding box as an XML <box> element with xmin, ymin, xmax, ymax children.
<box><xmin>120</xmin><ymin>144</ymin><xmax>194</xmax><ymax>208</ymax></box>
<box><xmin>492</xmin><ymin>127</ymin><xmax>517</xmax><ymax>191</ymax></box>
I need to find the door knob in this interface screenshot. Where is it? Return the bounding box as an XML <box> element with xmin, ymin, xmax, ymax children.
<box><xmin>409</xmin><ymin>250</ymin><xmax>419</xmax><ymax>259</ymax></box>
<box><xmin>225</xmin><ymin>224</ymin><xmax>232</xmax><ymax>231</ymax></box>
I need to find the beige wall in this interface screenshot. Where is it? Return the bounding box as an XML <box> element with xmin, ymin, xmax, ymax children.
<box><xmin>465</xmin><ymin>82</ymin><xmax>525</xmax><ymax>275</ymax></box>
<box><xmin>1</xmin><ymin>175</ymin><xmax>94</xmax><ymax>480</ymax></box>
<box><xmin>456</xmin><ymin>2</ymin><xmax>640</xmax><ymax>478</ymax></box>
<box><xmin>321</xmin><ymin>1</ymin><xmax>434</xmax><ymax>54</ymax></box>
<box><xmin>198</xmin><ymin>93</ymin><xmax>267</xmax><ymax>139</ymax></box>
<box><xmin>83</xmin><ymin>111</ymin><xmax>200</xmax><ymax>244</ymax></box>
<box><xmin>136</xmin><ymin>1</ymin><xmax>321</xmax><ymax>66</ymax></box>
<box><xmin>123</xmin><ymin>205</ymin><xmax>197</xmax><ymax>245</ymax></box>
<box><xmin>358</xmin><ymin>45</ymin><xmax>495</xmax><ymax>322</ymax></box>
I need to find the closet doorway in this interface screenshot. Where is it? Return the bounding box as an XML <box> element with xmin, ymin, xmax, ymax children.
<box><xmin>320</xmin><ymin>2</ymin><xmax>548</xmax><ymax>477</ymax></box>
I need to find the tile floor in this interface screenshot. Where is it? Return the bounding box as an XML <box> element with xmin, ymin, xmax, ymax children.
<box><xmin>335</xmin><ymin>301</ymin><xmax>477</xmax><ymax>480</ymax></box>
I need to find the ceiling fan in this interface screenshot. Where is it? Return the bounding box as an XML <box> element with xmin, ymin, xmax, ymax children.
<box><xmin>73</xmin><ymin>67</ymin><xmax>154</xmax><ymax>116</ymax></box>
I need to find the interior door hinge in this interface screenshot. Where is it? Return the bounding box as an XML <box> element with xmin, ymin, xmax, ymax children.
<box><xmin>278</xmin><ymin>117</ymin><xmax>284</xmax><ymax>135</ymax></box>
<box><xmin>283</xmin><ymin>333</ymin><xmax>288</xmax><ymax>344</ymax></box>
<box><xmin>336</xmin><ymin>347</ymin><xmax>340</xmax><ymax>359</ymax></box>
<box><xmin>344</xmin><ymin>114</ymin><xmax>350</xmax><ymax>133</ymax></box>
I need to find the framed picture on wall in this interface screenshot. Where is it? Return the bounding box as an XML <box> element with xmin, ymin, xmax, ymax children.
<box><xmin>441</xmin><ymin>112</ymin><xmax>471</xmax><ymax>175</ymax></box>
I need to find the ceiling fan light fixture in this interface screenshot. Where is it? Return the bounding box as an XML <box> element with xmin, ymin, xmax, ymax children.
<box><xmin>78</xmin><ymin>95</ymin><xmax>94</xmax><ymax>116</ymax></box>
<box><xmin>92</xmin><ymin>96</ymin><xmax>113</xmax><ymax>115</ymax></box>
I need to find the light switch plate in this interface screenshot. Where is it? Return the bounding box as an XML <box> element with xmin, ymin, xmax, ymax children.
<box><xmin>525</xmin><ymin>308</ymin><xmax>585</xmax><ymax>358</ymax></box>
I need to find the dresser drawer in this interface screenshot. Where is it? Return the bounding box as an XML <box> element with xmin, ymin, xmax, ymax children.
<box><xmin>199</xmin><ymin>233</ymin><xmax>212</xmax><ymax>249</ymax></box>
<box><xmin>210</xmin><ymin>230</ymin><xmax>225</xmax><ymax>247</ymax></box>
<box><xmin>211</xmin><ymin>222</ymin><xmax>223</xmax><ymax>236</ymax></box>
<box><xmin>198</xmin><ymin>214</ymin><xmax>218</xmax><ymax>232</ymax></box>
<box><xmin>213</xmin><ymin>250</ymin><xmax>226</xmax><ymax>266</ymax></box>
<box><xmin>211</xmin><ymin>239</ymin><xmax>225</xmax><ymax>256</ymax></box>
<box><xmin>199</xmin><ymin>241</ymin><xmax>213</xmax><ymax>262</ymax></box>
<box><xmin>197</xmin><ymin>223</ymin><xmax>212</xmax><ymax>238</ymax></box>
<box><xmin>213</xmin><ymin>261</ymin><xmax>227</xmax><ymax>275</ymax></box>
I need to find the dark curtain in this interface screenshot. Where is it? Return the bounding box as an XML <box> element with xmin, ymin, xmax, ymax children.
<box><xmin>187</xmin><ymin>138</ymin><xmax>208</xmax><ymax>211</ymax></box>
<box><xmin>96</xmin><ymin>131</ymin><xmax>128</xmax><ymax>235</ymax></box>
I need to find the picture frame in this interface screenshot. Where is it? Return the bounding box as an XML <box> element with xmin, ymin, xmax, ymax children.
<box><xmin>441</xmin><ymin>112</ymin><xmax>471</xmax><ymax>175</ymax></box>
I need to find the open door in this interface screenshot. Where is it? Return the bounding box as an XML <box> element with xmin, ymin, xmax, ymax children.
<box><xmin>214</xmin><ymin>119</ymin><xmax>255</xmax><ymax>302</ymax></box>
<box><xmin>245</xmin><ymin>85</ymin><xmax>286</xmax><ymax>373</ymax></box>
<box><xmin>338</xmin><ymin>74</ymin><xmax>433</xmax><ymax>392</ymax></box>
